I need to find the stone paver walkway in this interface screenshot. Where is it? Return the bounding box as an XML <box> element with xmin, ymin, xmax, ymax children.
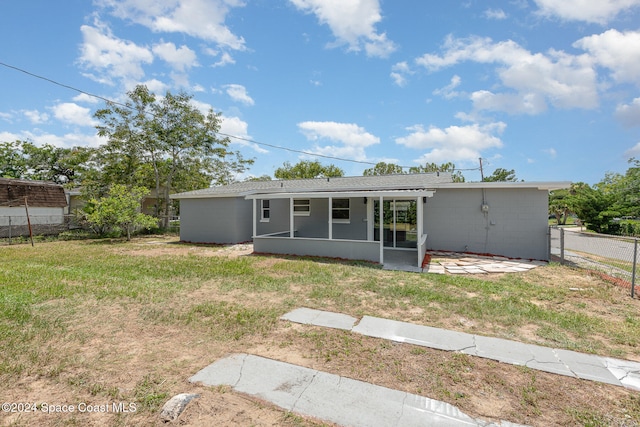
<box><xmin>281</xmin><ymin>308</ymin><xmax>640</xmax><ymax>391</ymax></box>
<box><xmin>423</xmin><ymin>251</ymin><xmax>546</xmax><ymax>275</ymax></box>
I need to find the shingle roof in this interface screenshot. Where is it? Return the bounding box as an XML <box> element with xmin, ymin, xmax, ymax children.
<box><xmin>0</xmin><ymin>178</ymin><xmax>68</xmax><ymax>207</ymax></box>
<box><xmin>170</xmin><ymin>172</ymin><xmax>454</xmax><ymax>199</ymax></box>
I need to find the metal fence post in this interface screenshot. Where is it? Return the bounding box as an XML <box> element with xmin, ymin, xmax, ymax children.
<box><xmin>632</xmin><ymin>238</ymin><xmax>638</xmax><ymax>299</ymax></box>
<box><xmin>560</xmin><ymin>227</ymin><xmax>565</xmax><ymax>265</ymax></box>
<box><xmin>8</xmin><ymin>216</ymin><xmax>11</xmax><ymax>245</ymax></box>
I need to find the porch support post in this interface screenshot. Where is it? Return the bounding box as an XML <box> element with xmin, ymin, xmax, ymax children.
<box><xmin>379</xmin><ymin>196</ymin><xmax>384</xmax><ymax>265</ymax></box>
<box><xmin>290</xmin><ymin>197</ymin><xmax>294</xmax><ymax>238</ymax></box>
<box><xmin>328</xmin><ymin>196</ymin><xmax>333</xmax><ymax>240</ymax></box>
<box><xmin>252</xmin><ymin>198</ymin><xmax>257</xmax><ymax>238</ymax></box>
<box><xmin>367</xmin><ymin>197</ymin><xmax>373</xmax><ymax>241</ymax></box>
<box><xmin>417</xmin><ymin>196</ymin><xmax>423</xmax><ymax>267</ymax></box>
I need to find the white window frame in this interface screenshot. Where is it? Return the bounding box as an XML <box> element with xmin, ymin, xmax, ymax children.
<box><xmin>332</xmin><ymin>198</ymin><xmax>350</xmax><ymax>223</ymax></box>
<box><xmin>260</xmin><ymin>199</ymin><xmax>270</xmax><ymax>222</ymax></box>
<box><xmin>293</xmin><ymin>199</ymin><xmax>311</xmax><ymax>216</ymax></box>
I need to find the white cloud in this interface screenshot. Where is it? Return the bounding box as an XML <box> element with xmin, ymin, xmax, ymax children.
<box><xmin>211</xmin><ymin>51</ymin><xmax>235</xmax><ymax>67</ymax></box>
<box><xmin>470</xmin><ymin>90</ymin><xmax>548</xmax><ymax>115</ymax></box>
<box><xmin>72</xmin><ymin>93</ymin><xmax>100</xmax><ymax>104</ymax></box>
<box><xmin>415</xmin><ymin>35</ymin><xmax>598</xmax><ymax>114</ymax></box>
<box><xmin>533</xmin><ymin>0</ymin><xmax>640</xmax><ymax>24</ymax></box>
<box><xmin>289</xmin><ymin>0</ymin><xmax>396</xmax><ymax>58</ymax></box>
<box><xmin>484</xmin><ymin>8</ymin><xmax>507</xmax><ymax>20</ymax></box>
<box><xmin>152</xmin><ymin>42</ymin><xmax>198</xmax><ymax>71</ymax></box>
<box><xmin>395</xmin><ymin>122</ymin><xmax>505</xmax><ymax>164</ymax></box>
<box><xmin>220</xmin><ymin>115</ymin><xmax>268</xmax><ymax>154</ymax></box>
<box><xmin>224</xmin><ymin>84</ymin><xmax>255</xmax><ymax>106</ymax></box>
<box><xmin>22</xmin><ymin>110</ymin><xmax>49</xmax><ymax>124</ymax></box>
<box><xmin>0</xmin><ymin>130</ymin><xmax>105</xmax><ymax>148</ymax></box>
<box><xmin>625</xmin><ymin>142</ymin><xmax>640</xmax><ymax>158</ymax></box>
<box><xmin>615</xmin><ymin>98</ymin><xmax>640</xmax><ymax>127</ymax></box>
<box><xmin>543</xmin><ymin>148</ymin><xmax>557</xmax><ymax>159</ymax></box>
<box><xmin>78</xmin><ymin>20</ymin><xmax>153</xmax><ymax>85</ymax></box>
<box><xmin>574</xmin><ymin>29</ymin><xmax>640</xmax><ymax>86</ymax></box>
<box><xmin>297</xmin><ymin>121</ymin><xmax>379</xmax><ymax>161</ymax></box>
<box><xmin>51</xmin><ymin>103</ymin><xmax>98</xmax><ymax>127</ymax></box>
<box><xmin>390</xmin><ymin>61</ymin><xmax>413</xmax><ymax>87</ymax></box>
<box><xmin>97</xmin><ymin>0</ymin><xmax>246</xmax><ymax>50</ymax></box>
<box><xmin>433</xmin><ymin>75</ymin><xmax>462</xmax><ymax>100</ymax></box>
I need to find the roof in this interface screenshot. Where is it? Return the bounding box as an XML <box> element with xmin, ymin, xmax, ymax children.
<box><xmin>170</xmin><ymin>172</ymin><xmax>454</xmax><ymax>199</ymax></box>
<box><xmin>0</xmin><ymin>178</ymin><xmax>68</xmax><ymax>208</ymax></box>
<box><xmin>171</xmin><ymin>173</ymin><xmax>572</xmax><ymax>200</ymax></box>
<box><xmin>433</xmin><ymin>181</ymin><xmax>571</xmax><ymax>191</ymax></box>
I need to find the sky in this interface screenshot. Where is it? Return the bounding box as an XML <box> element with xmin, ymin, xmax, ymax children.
<box><xmin>1</xmin><ymin>0</ymin><xmax>640</xmax><ymax>185</ymax></box>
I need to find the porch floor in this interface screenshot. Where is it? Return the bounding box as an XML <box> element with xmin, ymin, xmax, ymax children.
<box><xmin>382</xmin><ymin>249</ymin><xmax>422</xmax><ymax>273</ymax></box>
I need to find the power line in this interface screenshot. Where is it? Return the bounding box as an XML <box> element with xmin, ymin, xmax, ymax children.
<box><xmin>0</xmin><ymin>61</ymin><xmax>480</xmax><ymax>174</ymax></box>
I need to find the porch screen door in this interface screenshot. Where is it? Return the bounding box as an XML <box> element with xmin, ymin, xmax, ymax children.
<box><xmin>374</xmin><ymin>199</ymin><xmax>417</xmax><ymax>248</ymax></box>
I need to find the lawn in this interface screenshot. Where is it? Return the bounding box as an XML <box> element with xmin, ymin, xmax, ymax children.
<box><xmin>1</xmin><ymin>236</ymin><xmax>639</xmax><ymax>426</ymax></box>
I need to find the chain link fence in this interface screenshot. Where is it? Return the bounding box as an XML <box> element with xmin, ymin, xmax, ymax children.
<box><xmin>0</xmin><ymin>214</ymin><xmax>82</xmax><ymax>242</ymax></box>
<box><xmin>549</xmin><ymin>226</ymin><xmax>639</xmax><ymax>298</ymax></box>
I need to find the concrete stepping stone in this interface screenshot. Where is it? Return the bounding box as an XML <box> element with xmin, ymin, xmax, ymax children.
<box><xmin>190</xmin><ymin>353</ymin><xmax>526</xmax><ymax>427</ymax></box>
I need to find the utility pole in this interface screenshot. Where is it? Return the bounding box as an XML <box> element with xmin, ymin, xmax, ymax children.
<box><xmin>479</xmin><ymin>158</ymin><xmax>485</xmax><ymax>181</ymax></box>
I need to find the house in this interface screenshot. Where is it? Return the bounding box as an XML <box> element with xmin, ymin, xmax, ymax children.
<box><xmin>170</xmin><ymin>173</ymin><xmax>570</xmax><ymax>268</ymax></box>
<box><xmin>0</xmin><ymin>178</ymin><xmax>68</xmax><ymax>235</ymax></box>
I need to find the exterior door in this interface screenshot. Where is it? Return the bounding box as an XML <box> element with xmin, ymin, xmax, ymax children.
<box><xmin>374</xmin><ymin>199</ymin><xmax>417</xmax><ymax>248</ymax></box>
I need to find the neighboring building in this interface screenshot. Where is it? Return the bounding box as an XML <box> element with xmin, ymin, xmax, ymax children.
<box><xmin>171</xmin><ymin>173</ymin><xmax>569</xmax><ymax>268</ymax></box>
<box><xmin>0</xmin><ymin>178</ymin><xmax>68</xmax><ymax>233</ymax></box>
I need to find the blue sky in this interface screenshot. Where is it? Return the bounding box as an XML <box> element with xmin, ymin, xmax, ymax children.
<box><xmin>1</xmin><ymin>0</ymin><xmax>640</xmax><ymax>184</ymax></box>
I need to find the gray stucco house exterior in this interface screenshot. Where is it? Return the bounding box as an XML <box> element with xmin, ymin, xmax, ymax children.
<box><xmin>171</xmin><ymin>173</ymin><xmax>569</xmax><ymax>268</ymax></box>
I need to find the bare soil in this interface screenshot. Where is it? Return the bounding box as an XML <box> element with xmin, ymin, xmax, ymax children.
<box><xmin>2</xmin><ymin>240</ymin><xmax>639</xmax><ymax>427</ymax></box>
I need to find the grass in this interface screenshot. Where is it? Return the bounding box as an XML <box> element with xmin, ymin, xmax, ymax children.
<box><xmin>1</xmin><ymin>236</ymin><xmax>640</xmax><ymax>426</ymax></box>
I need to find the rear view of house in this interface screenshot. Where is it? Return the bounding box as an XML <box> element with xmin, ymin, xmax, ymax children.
<box><xmin>171</xmin><ymin>173</ymin><xmax>569</xmax><ymax>268</ymax></box>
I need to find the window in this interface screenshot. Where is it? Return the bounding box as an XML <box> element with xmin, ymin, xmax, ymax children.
<box><xmin>293</xmin><ymin>199</ymin><xmax>310</xmax><ymax>216</ymax></box>
<box><xmin>261</xmin><ymin>199</ymin><xmax>270</xmax><ymax>222</ymax></box>
<box><xmin>332</xmin><ymin>198</ymin><xmax>350</xmax><ymax>223</ymax></box>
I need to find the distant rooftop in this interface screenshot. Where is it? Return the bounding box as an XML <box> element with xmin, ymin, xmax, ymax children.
<box><xmin>0</xmin><ymin>178</ymin><xmax>67</xmax><ymax>207</ymax></box>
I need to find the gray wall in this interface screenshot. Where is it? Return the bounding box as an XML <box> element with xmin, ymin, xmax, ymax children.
<box><xmin>179</xmin><ymin>197</ymin><xmax>253</xmax><ymax>244</ymax></box>
<box><xmin>254</xmin><ymin>237</ymin><xmax>380</xmax><ymax>262</ymax></box>
<box><xmin>424</xmin><ymin>188</ymin><xmax>549</xmax><ymax>260</ymax></box>
<box><xmin>256</xmin><ymin>198</ymin><xmax>290</xmax><ymax>236</ymax></box>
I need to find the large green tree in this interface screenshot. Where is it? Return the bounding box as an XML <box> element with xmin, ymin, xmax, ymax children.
<box><xmin>94</xmin><ymin>85</ymin><xmax>253</xmax><ymax>227</ymax></box>
<box><xmin>569</xmin><ymin>182</ymin><xmax>619</xmax><ymax>233</ymax></box>
<box><xmin>274</xmin><ymin>160</ymin><xmax>344</xmax><ymax>179</ymax></box>
<box><xmin>363</xmin><ymin>162</ymin><xmax>404</xmax><ymax>176</ymax></box>
<box><xmin>0</xmin><ymin>140</ymin><xmax>96</xmax><ymax>185</ymax></box>
<box><xmin>483</xmin><ymin>168</ymin><xmax>518</xmax><ymax>182</ymax></box>
<box><xmin>408</xmin><ymin>161</ymin><xmax>465</xmax><ymax>182</ymax></box>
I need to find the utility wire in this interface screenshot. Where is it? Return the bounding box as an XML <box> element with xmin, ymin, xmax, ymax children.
<box><xmin>0</xmin><ymin>61</ymin><xmax>480</xmax><ymax>173</ymax></box>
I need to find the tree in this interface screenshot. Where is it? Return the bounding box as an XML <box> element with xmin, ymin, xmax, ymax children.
<box><xmin>549</xmin><ymin>189</ymin><xmax>572</xmax><ymax>225</ymax></box>
<box><xmin>94</xmin><ymin>85</ymin><xmax>253</xmax><ymax>227</ymax></box>
<box><xmin>245</xmin><ymin>174</ymin><xmax>272</xmax><ymax>182</ymax></box>
<box><xmin>408</xmin><ymin>162</ymin><xmax>465</xmax><ymax>182</ymax></box>
<box><xmin>0</xmin><ymin>141</ymin><xmax>27</xmax><ymax>178</ymax></box>
<box><xmin>363</xmin><ymin>162</ymin><xmax>404</xmax><ymax>176</ymax></box>
<box><xmin>274</xmin><ymin>160</ymin><xmax>344</xmax><ymax>179</ymax></box>
<box><xmin>569</xmin><ymin>182</ymin><xmax>618</xmax><ymax>233</ymax></box>
<box><xmin>85</xmin><ymin>184</ymin><xmax>158</xmax><ymax>241</ymax></box>
<box><xmin>0</xmin><ymin>140</ymin><xmax>97</xmax><ymax>185</ymax></box>
<box><xmin>483</xmin><ymin>168</ymin><xmax>518</xmax><ymax>182</ymax></box>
